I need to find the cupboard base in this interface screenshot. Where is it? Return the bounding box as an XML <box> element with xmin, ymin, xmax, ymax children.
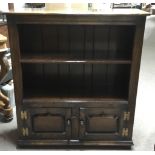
<box><xmin>17</xmin><ymin>139</ymin><xmax>133</xmax><ymax>149</ymax></box>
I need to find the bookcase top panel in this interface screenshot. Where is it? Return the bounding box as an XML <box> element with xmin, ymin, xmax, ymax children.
<box><xmin>4</xmin><ymin>8</ymin><xmax>149</xmax><ymax>16</ymax></box>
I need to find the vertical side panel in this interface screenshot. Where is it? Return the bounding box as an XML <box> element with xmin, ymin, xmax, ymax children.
<box><xmin>7</xmin><ymin>17</ymin><xmax>23</xmax><ymax>138</ymax></box>
<box><xmin>128</xmin><ymin>17</ymin><xmax>146</xmax><ymax>139</ymax></box>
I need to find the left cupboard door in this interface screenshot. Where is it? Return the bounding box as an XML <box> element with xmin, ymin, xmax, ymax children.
<box><xmin>20</xmin><ymin>107</ymin><xmax>72</xmax><ymax>140</ymax></box>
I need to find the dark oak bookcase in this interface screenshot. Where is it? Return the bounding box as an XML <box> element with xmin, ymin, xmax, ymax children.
<box><xmin>6</xmin><ymin>9</ymin><xmax>148</xmax><ymax>148</ymax></box>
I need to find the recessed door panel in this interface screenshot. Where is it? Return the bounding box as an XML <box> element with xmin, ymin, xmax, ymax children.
<box><xmin>87</xmin><ymin>115</ymin><xmax>118</xmax><ymax>133</ymax></box>
<box><xmin>79</xmin><ymin>106</ymin><xmax>127</xmax><ymax>140</ymax></box>
<box><xmin>24</xmin><ymin>108</ymin><xmax>71</xmax><ymax>140</ymax></box>
<box><xmin>33</xmin><ymin>114</ymin><xmax>65</xmax><ymax>132</ymax></box>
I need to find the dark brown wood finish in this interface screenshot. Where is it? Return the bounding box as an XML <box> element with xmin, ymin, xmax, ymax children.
<box><xmin>6</xmin><ymin>14</ymin><xmax>147</xmax><ymax>25</ymax></box>
<box><xmin>23</xmin><ymin>108</ymin><xmax>71</xmax><ymax>140</ymax></box>
<box><xmin>79</xmin><ymin>106</ymin><xmax>126</xmax><ymax>140</ymax></box>
<box><xmin>21</xmin><ymin>63</ymin><xmax>130</xmax><ymax>99</ymax></box>
<box><xmin>6</xmin><ymin>9</ymin><xmax>148</xmax><ymax>149</ymax></box>
<box><xmin>7</xmin><ymin>21</ymin><xmax>23</xmax><ymax>137</ymax></box>
<box><xmin>128</xmin><ymin>16</ymin><xmax>146</xmax><ymax>139</ymax></box>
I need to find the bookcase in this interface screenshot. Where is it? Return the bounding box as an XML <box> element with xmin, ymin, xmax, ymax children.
<box><xmin>6</xmin><ymin>9</ymin><xmax>148</xmax><ymax>148</ymax></box>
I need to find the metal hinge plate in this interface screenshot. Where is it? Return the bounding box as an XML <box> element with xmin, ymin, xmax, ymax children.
<box><xmin>21</xmin><ymin>111</ymin><xmax>27</xmax><ymax>120</ymax></box>
<box><xmin>122</xmin><ymin>128</ymin><xmax>128</xmax><ymax>137</ymax></box>
<box><xmin>22</xmin><ymin>128</ymin><xmax>29</xmax><ymax>136</ymax></box>
<box><xmin>123</xmin><ymin>112</ymin><xmax>130</xmax><ymax>121</ymax></box>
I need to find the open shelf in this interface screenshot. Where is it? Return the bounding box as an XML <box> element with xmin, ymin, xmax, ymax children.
<box><xmin>19</xmin><ymin>23</ymin><xmax>134</xmax><ymax>102</ymax></box>
<box><xmin>22</xmin><ymin>63</ymin><xmax>130</xmax><ymax>100</ymax></box>
<box><xmin>18</xmin><ymin>24</ymin><xmax>135</xmax><ymax>61</ymax></box>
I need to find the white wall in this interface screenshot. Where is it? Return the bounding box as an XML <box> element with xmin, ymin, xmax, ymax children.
<box><xmin>0</xmin><ymin>2</ymin><xmax>25</xmax><ymax>11</ymax></box>
<box><xmin>0</xmin><ymin>1</ymin><xmax>8</xmax><ymax>11</ymax></box>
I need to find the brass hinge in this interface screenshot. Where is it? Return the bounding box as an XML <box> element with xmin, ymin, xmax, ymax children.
<box><xmin>21</xmin><ymin>111</ymin><xmax>27</xmax><ymax>120</ymax></box>
<box><xmin>122</xmin><ymin>128</ymin><xmax>128</xmax><ymax>137</ymax></box>
<box><xmin>22</xmin><ymin>128</ymin><xmax>29</xmax><ymax>136</ymax></box>
<box><xmin>123</xmin><ymin>112</ymin><xmax>130</xmax><ymax>121</ymax></box>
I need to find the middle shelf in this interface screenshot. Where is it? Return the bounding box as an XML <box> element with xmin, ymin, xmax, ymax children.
<box><xmin>20</xmin><ymin>54</ymin><xmax>131</xmax><ymax>64</ymax></box>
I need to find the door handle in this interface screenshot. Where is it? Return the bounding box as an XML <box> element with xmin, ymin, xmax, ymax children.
<box><xmin>80</xmin><ymin>120</ymin><xmax>84</xmax><ymax>126</ymax></box>
<box><xmin>67</xmin><ymin>119</ymin><xmax>71</xmax><ymax>126</ymax></box>
<box><xmin>79</xmin><ymin>120</ymin><xmax>85</xmax><ymax>138</ymax></box>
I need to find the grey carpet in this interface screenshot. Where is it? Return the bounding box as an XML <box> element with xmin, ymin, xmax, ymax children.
<box><xmin>0</xmin><ymin>15</ymin><xmax>155</xmax><ymax>151</ymax></box>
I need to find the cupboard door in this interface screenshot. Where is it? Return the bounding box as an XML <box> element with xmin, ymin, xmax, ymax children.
<box><xmin>22</xmin><ymin>108</ymin><xmax>71</xmax><ymax>140</ymax></box>
<box><xmin>79</xmin><ymin>107</ymin><xmax>126</xmax><ymax>140</ymax></box>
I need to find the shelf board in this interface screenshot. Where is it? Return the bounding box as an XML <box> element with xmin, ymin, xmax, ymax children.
<box><xmin>20</xmin><ymin>56</ymin><xmax>131</xmax><ymax>64</ymax></box>
<box><xmin>23</xmin><ymin>97</ymin><xmax>128</xmax><ymax>108</ymax></box>
<box><xmin>23</xmin><ymin>96</ymin><xmax>128</xmax><ymax>104</ymax></box>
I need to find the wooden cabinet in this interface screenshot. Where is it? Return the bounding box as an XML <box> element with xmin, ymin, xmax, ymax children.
<box><xmin>6</xmin><ymin>8</ymin><xmax>148</xmax><ymax>148</ymax></box>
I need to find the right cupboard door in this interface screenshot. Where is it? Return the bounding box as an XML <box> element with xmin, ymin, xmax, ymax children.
<box><xmin>79</xmin><ymin>106</ymin><xmax>128</xmax><ymax>140</ymax></box>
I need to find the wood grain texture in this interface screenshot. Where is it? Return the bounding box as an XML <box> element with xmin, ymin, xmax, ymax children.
<box><xmin>127</xmin><ymin>16</ymin><xmax>146</xmax><ymax>139</ymax></box>
<box><xmin>7</xmin><ymin>21</ymin><xmax>23</xmax><ymax>138</ymax></box>
<box><xmin>7</xmin><ymin>14</ymin><xmax>147</xmax><ymax>25</ymax></box>
<box><xmin>4</xmin><ymin>8</ymin><xmax>149</xmax><ymax>15</ymax></box>
<box><xmin>6</xmin><ymin>12</ymin><xmax>147</xmax><ymax>148</ymax></box>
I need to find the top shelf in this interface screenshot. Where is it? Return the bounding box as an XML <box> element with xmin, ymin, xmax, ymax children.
<box><xmin>4</xmin><ymin>8</ymin><xmax>149</xmax><ymax>16</ymax></box>
<box><xmin>18</xmin><ymin>24</ymin><xmax>135</xmax><ymax>62</ymax></box>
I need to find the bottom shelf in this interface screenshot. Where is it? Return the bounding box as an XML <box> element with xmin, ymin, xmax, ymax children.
<box><xmin>23</xmin><ymin>96</ymin><xmax>128</xmax><ymax>103</ymax></box>
<box><xmin>23</xmin><ymin>78</ymin><xmax>129</xmax><ymax>100</ymax></box>
<box><xmin>22</xmin><ymin>96</ymin><xmax>128</xmax><ymax>108</ymax></box>
<box><xmin>22</xmin><ymin>63</ymin><xmax>130</xmax><ymax>100</ymax></box>
<box><xmin>23</xmin><ymin>81</ymin><xmax>129</xmax><ymax>104</ymax></box>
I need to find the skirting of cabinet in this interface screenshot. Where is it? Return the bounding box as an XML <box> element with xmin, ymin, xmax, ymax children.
<box><xmin>17</xmin><ymin>139</ymin><xmax>133</xmax><ymax>149</ymax></box>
